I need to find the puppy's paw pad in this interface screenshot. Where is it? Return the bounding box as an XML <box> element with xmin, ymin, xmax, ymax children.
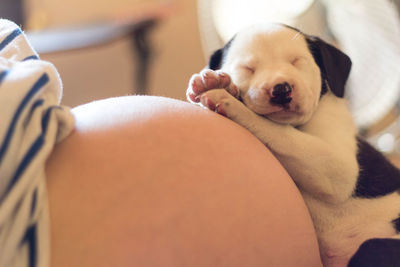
<box><xmin>186</xmin><ymin>70</ymin><xmax>238</xmax><ymax>104</ymax></box>
<box><xmin>187</xmin><ymin>74</ymin><xmax>206</xmax><ymax>103</ymax></box>
<box><xmin>200</xmin><ymin>69</ymin><xmax>222</xmax><ymax>89</ymax></box>
<box><xmin>215</xmin><ymin>71</ymin><xmax>231</xmax><ymax>88</ymax></box>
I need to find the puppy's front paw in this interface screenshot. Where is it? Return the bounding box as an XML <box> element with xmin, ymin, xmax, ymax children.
<box><xmin>186</xmin><ymin>69</ymin><xmax>239</xmax><ymax>103</ymax></box>
<box><xmin>200</xmin><ymin>89</ymin><xmax>251</xmax><ymax>120</ymax></box>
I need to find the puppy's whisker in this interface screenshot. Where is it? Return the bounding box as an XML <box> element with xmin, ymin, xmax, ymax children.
<box><xmin>291</xmin><ymin>31</ymin><xmax>301</xmax><ymax>41</ymax></box>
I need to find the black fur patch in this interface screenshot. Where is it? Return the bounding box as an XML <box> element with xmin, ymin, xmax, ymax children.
<box><xmin>348</xmin><ymin>238</ymin><xmax>400</xmax><ymax>267</ymax></box>
<box><xmin>208</xmin><ymin>37</ymin><xmax>234</xmax><ymax>70</ymax></box>
<box><xmin>353</xmin><ymin>137</ymin><xmax>400</xmax><ymax>198</ymax></box>
<box><xmin>392</xmin><ymin>216</ymin><xmax>400</xmax><ymax>233</ymax></box>
<box><xmin>208</xmin><ymin>49</ymin><xmax>224</xmax><ymax>70</ymax></box>
<box><xmin>305</xmin><ymin>36</ymin><xmax>352</xmax><ymax>98</ymax></box>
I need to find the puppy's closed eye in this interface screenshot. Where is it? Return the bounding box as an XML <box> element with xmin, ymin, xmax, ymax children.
<box><xmin>239</xmin><ymin>65</ymin><xmax>256</xmax><ymax>74</ymax></box>
<box><xmin>291</xmin><ymin>57</ymin><xmax>300</xmax><ymax>65</ymax></box>
<box><xmin>290</xmin><ymin>56</ymin><xmax>307</xmax><ymax>68</ymax></box>
<box><xmin>290</xmin><ymin>57</ymin><xmax>302</xmax><ymax>65</ymax></box>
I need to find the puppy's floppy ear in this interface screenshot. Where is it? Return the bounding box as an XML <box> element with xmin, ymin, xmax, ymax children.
<box><xmin>207</xmin><ymin>36</ymin><xmax>235</xmax><ymax>70</ymax></box>
<box><xmin>208</xmin><ymin>48</ymin><xmax>224</xmax><ymax>70</ymax></box>
<box><xmin>306</xmin><ymin>36</ymin><xmax>352</xmax><ymax>98</ymax></box>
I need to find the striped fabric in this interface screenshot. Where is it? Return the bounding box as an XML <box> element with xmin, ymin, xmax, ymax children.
<box><xmin>0</xmin><ymin>19</ymin><xmax>74</xmax><ymax>267</ymax></box>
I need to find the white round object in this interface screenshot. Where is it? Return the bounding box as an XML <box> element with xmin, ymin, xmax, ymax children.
<box><xmin>212</xmin><ymin>0</ymin><xmax>315</xmax><ymax>41</ymax></box>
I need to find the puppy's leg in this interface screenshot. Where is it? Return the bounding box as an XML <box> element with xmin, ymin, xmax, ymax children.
<box><xmin>186</xmin><ymin>69</ymin><xmax>239</xmax><ymax>104</ymax></box>
<box><xmin>202</xmin><ymin>90</ymin><xmax>359</xmax><ymax>204</ymax></box>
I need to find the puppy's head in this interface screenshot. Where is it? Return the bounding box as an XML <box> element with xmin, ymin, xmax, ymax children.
<box><xmin>209</xmin><ymin>24</ymin><xmax>351</xmax><ymax>126</ymax></box>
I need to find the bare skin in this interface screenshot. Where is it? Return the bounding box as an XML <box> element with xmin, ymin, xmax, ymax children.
<box><xmin>45</xmin><ymin>96</ymin><xmax>322</xmax><ymax>267</ymax></box>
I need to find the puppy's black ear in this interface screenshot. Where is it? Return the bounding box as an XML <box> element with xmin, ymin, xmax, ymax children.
<box><xmin>207</xmin><ymin>36</ymin><xmax>235</xmax><ymax>70</ymax></box>
<box><xmin>306</xmin><ymin>36</ymin><xmax>352</xmax><ymax>98</ymax></box>
<box><xmin>208</xmin><ymin>48</ymin><xmax>224</xmax><ymax>70</ymax></box>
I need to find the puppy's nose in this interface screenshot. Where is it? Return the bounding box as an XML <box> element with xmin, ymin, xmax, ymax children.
<box><xmin>271</xmin><ymin>82</ymin><xmax>292</xmax><ymax>105</ymax></box>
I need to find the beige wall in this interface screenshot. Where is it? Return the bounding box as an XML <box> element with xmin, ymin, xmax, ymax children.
<box><xmin>149</xmin><ymin>0</ymin><xmax>206</xmax><ymax>99</ymax></box>
<box><xmin>30</xmin><ymin>0</ymin><xmax>205</xmax><ymax>107</ymax></box>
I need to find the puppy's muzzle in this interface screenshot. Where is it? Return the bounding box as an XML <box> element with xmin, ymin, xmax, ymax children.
<box><xmin>270</xmin><ymin>82</ymin><xmax>293</xmax><ymax>106</ymax></box>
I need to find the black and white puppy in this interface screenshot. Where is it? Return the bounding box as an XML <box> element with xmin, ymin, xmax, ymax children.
<box><xmin>186</xmin><ymin>24</ymin><xmax>400</xmax><ymax>267</ymax></box>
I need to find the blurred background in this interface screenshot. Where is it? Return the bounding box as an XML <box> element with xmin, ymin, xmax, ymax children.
<box><xmin>0</xmin><ymin>0</ymin><xmax>399</xmax><ymax>155</ymax></box>
<box><xmin>1</xmin><ymin>0</ymin><xmax>204</xmax><ymax>106</ymax></box>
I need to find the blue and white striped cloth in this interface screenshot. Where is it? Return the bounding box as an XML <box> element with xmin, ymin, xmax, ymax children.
<box><xmin>0</xmin><ymin>19</ymin><xmax>74</xmax><ymax>267</ymax></box>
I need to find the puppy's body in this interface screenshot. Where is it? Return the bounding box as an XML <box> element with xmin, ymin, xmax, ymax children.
<box><xmin>186</xmin><ymin>24</ymin><xmax>400</xmax><ymax>266</ymax></box>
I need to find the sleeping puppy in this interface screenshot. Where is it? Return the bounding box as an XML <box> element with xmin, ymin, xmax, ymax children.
<box><xmin>186</xmin><ymin>23</ymin><xmax>400</xmax><ymax>267</ymax></box>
